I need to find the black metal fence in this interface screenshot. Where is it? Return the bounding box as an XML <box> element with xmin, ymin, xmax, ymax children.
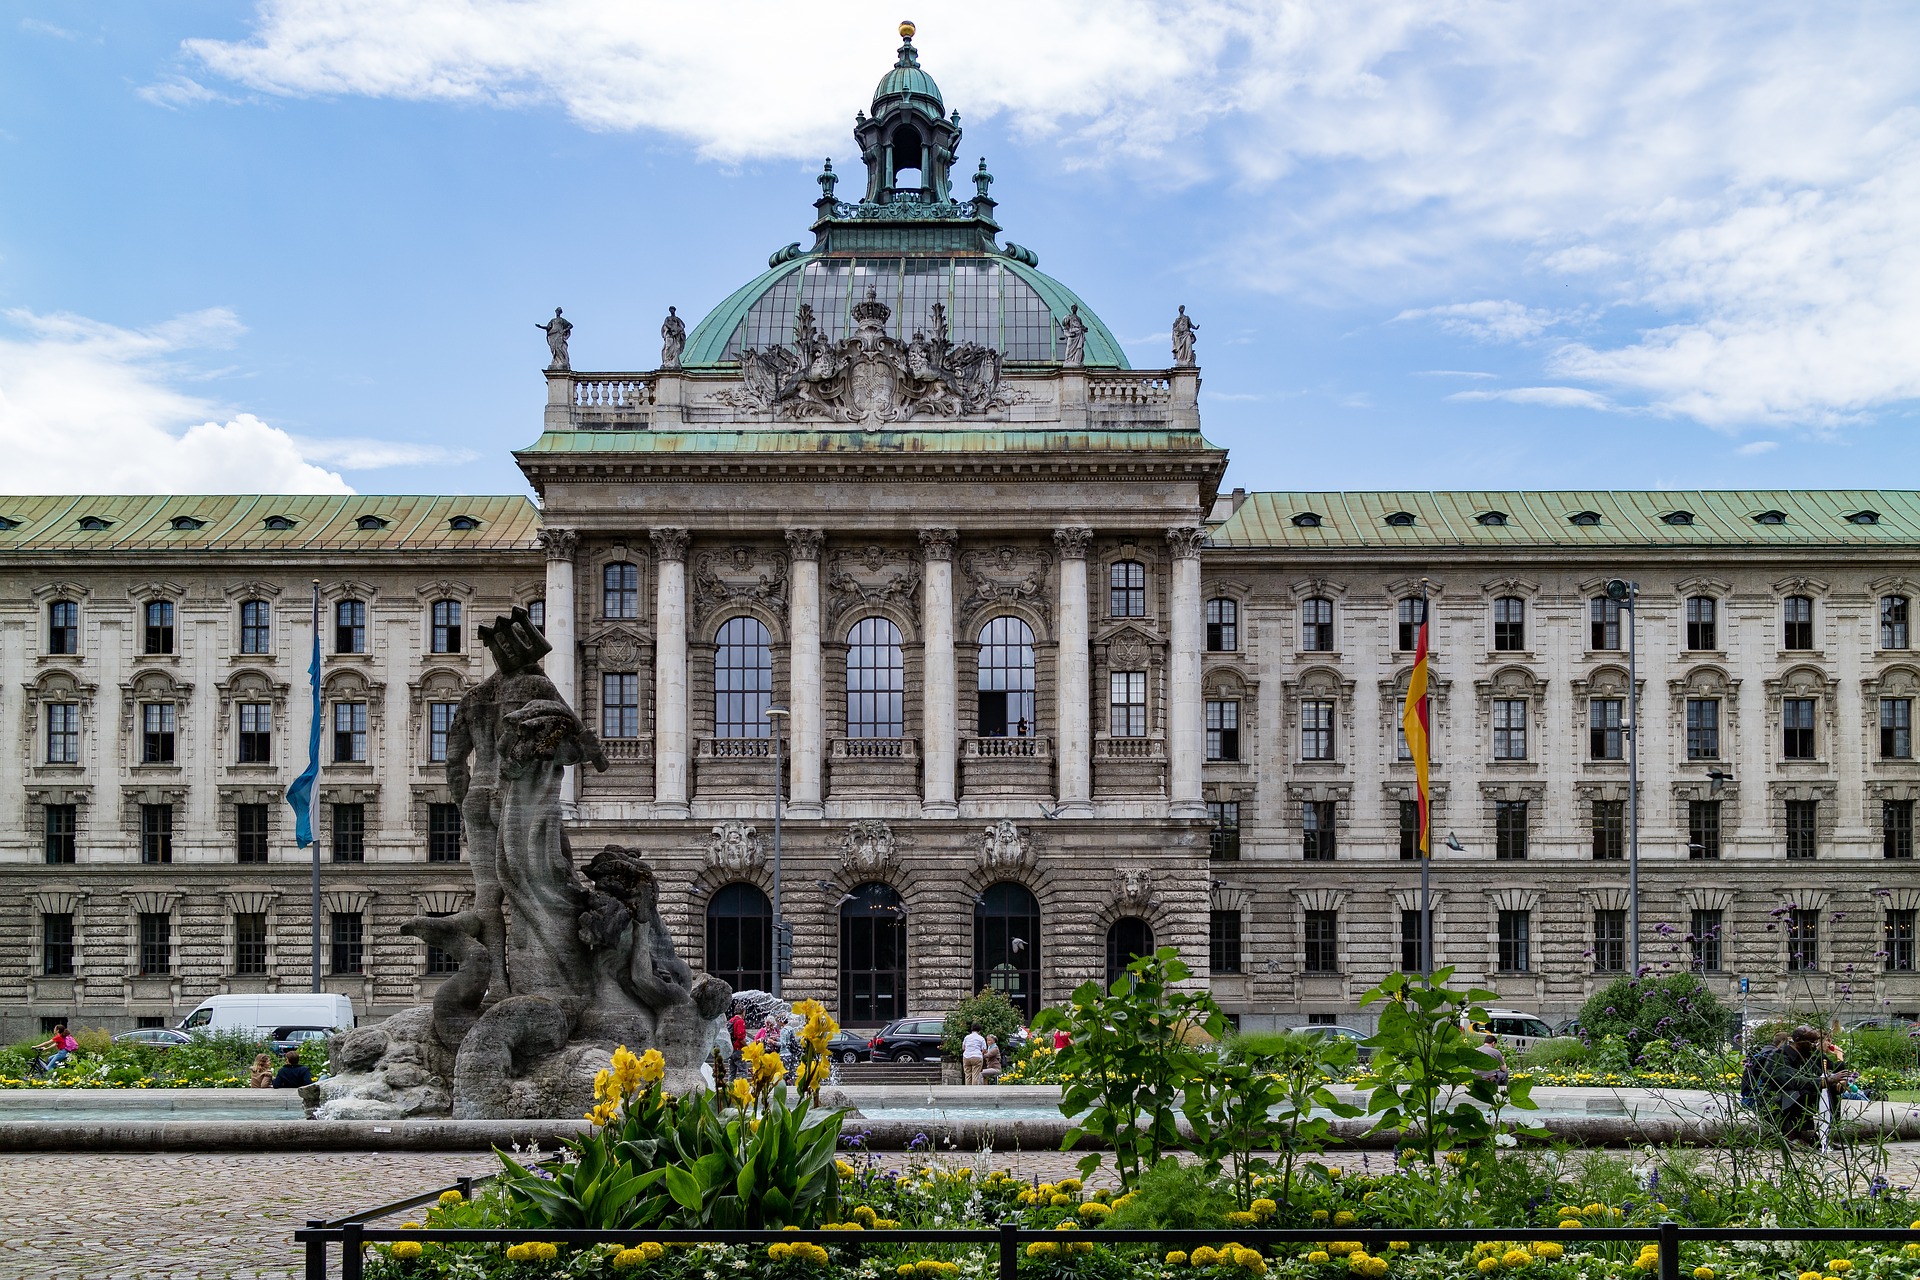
<box><xmin>297</xmin><ymin>1180</ymin><xmax>1920</xmax><ymax>1280</ymax></box>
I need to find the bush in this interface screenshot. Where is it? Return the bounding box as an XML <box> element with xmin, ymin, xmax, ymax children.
<box><xmin>940</xmin><ymin>989</ymin><xmax>1024</xmax><ymax>1059</ymax></box>
<box><xmin>1101</xmin><ymin>1158</ymin><xmax>1237</xmax><ymax>1231</ymax></box>
<box><xmin>1223</xmin><ymin>1030</ymin><xmax>1304</xmax><ymax>1065</ymax></box>
<box><xmin>1519</xmin><ymin>1036</ymin><xmax>1590</xmax><ymax>1069</ymax></box>
<box><xmin>1578</xmin><ymin>973</ymin><xmax>1727</xmax><ymax>1051</ymax></box>
<box><xmin>1845</xmin><ymin>1026</ymin><xmax>1919</xmax><ymax>1071</ymax></box>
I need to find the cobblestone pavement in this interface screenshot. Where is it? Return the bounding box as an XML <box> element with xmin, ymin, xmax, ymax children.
<box><xmin>14</xmin><ymin>1144</ymin><xmax>1920</xmax><ymax>1280</ymax></box>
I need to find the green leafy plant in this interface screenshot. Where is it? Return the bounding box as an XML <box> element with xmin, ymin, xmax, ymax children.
<box><xmin>941</xmin><ymin>988</ymin><xmax>1025</xmax><ymax>1059</ymax></box>
<box><xmin>1578</xmin><ymin>972</ymin><xmax>1728</xmax><ymax>1051</ymax></box>
<box><xmin>1185</xmin><ymin>1029</ymin><xmax>1359</xmax><ymax>1213</ymax></box>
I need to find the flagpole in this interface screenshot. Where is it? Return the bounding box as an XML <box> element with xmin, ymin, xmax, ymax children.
<box><xmin>310</xmin><ymin>580</ymin><xmax>322</xmax><ymax>994</ymax></box>
<box><xmin>1419</xmin><ymin>579</ymin><xmax>1433</xmax><ymax>977</ymax></box>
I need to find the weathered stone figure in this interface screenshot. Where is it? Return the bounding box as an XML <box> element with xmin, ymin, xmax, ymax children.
<box><xmin>1059</xmin><ymin>304</ymin><xmax>1087</xmax><ymax>368</ymax></box>
<box><xmin>1172</xmin><ymin>305</ymin><xmax>1198</xmax><ymax>367</ymax></box>
<box><xmin>537</xmin><ymin>307</ymin><xmax>572</xmax><ymax>370</ymax></box>
<box><xmin>660</xmin><ymin>306</ymin><xmax>686</xmax><ymax>370</ymax></box>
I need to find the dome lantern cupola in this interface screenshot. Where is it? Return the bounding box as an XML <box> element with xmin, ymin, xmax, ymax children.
<box><xmin>856</xmin><ymin>20</ymin><xmax>962</xmax><ymax>205</ymax></box>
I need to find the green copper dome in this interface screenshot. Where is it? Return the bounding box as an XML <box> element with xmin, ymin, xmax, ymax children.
<box><xmin>872</xmin><ymin>23</ymin><xmax>943</xmax><ymax>114</ymax></box>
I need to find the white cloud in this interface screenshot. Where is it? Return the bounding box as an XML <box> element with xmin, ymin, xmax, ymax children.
<box><xmin>292</xmin><ymin>436</ymin><xmax>478</xmax><ymax>468</ymax></box>
<box><xmin>138</xmin><ymin>75</ymin><xmax>243</xmax><ymax>109</ymax></box>
<box><xmin>1449</xmin><ymin>386</ymin><xmax>1616</xmax><ymax>412</ymax></box>
<box><xmin>1412</xmin><ymin>370</ymin><xmax>1498</xmax><ymax>379</ymax></box>
<box><xmin>0</xmin><ymin>308</ymin><xmax>364</xmax><ymax>494</ymax></box>
<box><xmin>1736</xmin><ymin>440</ymin><xmax>1780</xmax><ymax>456</ymax></box>
<box><xmin>1395</xmin><ymin>300</ymin><xmax>1561</xmax><ymax>343</ymax></box>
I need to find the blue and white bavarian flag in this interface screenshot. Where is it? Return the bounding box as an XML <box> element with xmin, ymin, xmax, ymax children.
<box><xmin>286</xmin><ymin>594</ymin><xmax>322</xmax><ymax>846</ymax></box>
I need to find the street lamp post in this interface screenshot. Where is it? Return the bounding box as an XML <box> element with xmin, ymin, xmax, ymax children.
<box><xmin>1605</xmin><ymin>579</ymin><xmax>1640</xmax><ymax>973</ymax></box>
<box><xmin>766</xmin><ymin>703</ymin><xmax>789</xmax><ymax>997</ymax></box>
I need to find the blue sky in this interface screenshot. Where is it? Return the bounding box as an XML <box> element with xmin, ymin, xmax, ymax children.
<box><xmin>2</xmin><ymin>2</ymin><xmax>1917</xmax><ymax>497</ymax></box>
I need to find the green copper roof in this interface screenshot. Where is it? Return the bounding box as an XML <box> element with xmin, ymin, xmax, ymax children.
<box><xmin>522</xmin><ymin>428</ymin><xmax>1214</xmax><ymax>456</ymax></box>
<box><xmin>682</xmin><ymin>257</ymin><xmax>807</xmax><ymax>367</ymax></box>
<box><xmin>1210</xmin><ymin>491</ymin><xmax>1920</xmax><ymax>549</ymax></box>
<box><xmin>0</xmin><ymin>494</ymin><xmax>540</xmax><ymax>553</ymax></box>
<box><xmin>875</xmin><ymin>63</ymin><xmax>942</xmax><ymax>109</ymax></box>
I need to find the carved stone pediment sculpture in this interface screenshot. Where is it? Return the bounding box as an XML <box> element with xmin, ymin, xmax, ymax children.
<box><xmin>960</xmin><ymin>545</ymin><xmax>1053</xmax><ymax>627</ymax></box>
<box><xmin>719</xmin><ymin>292</ymin><xmax>1025</xmax><ymax>424</ymax></box>
<box><xmin>595</xmin><ymin>628</ymin><xmax>643</xmax><ymax>673</ymax></box>
<box><xmin>705</xmin><ymin>821</ymin><xmax>765</xmax><ymax>873</ymax></box>
<box><xmin>978</xmin><ymin>819</ymin><xmax>1032</xmax><ymax>872</ymax></box>
<box><xmin>827</xmin><ymin>544</ymin><xmax>923</xmax><ymax>625</ymax></box>
<box><xmin>839</xmin><ymin>818</ymin><xmax>898</xmax><ymax>873</ymax></box>
<box><xmin>692</xmin><ymin>545</ymin><xmax>789</xmax><ymax>627</ymax></box>
<box><xmin>1116</xmin><ymin>868</ymin><xmax>1159</xmax><ymax>914</ymax></box>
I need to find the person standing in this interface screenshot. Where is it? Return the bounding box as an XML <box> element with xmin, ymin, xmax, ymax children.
<box><xmin>962</xmin><ymin>1022</ymin><xmax>987</xmax><ymax>1085</ymax></box>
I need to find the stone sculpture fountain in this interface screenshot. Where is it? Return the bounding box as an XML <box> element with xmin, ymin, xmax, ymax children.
<box><xmin>316</xmin><ymin>607</ymin><xmax>731</xmax><ymax>1120</ymax></box>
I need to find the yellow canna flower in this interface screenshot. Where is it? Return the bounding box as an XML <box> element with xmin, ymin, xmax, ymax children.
<box><xmin>729</xmin><ymin>1077</ymin><xmax>753</xmax><ymax>1109</ymax></box>
<box><xmin>636</xmin><ymin>1048</ymin><xmax>666</xmax><ymax>1085</ymax></box>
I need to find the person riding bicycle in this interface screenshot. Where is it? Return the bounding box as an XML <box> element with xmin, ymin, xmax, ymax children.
<box><xmin>32</xmin><ymin>1024</ymin><xmax>77</xmax><ymax>1071</ymax></box>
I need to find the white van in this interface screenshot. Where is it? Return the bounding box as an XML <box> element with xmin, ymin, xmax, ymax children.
<box><xmin>178</xmin><ymin>993</ymin><xmax>355</xmax><ymax>1037</ymax></box>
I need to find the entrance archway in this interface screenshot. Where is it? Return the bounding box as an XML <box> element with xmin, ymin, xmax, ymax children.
<box><xmin>840</xmin><ymin>882</ymin><xmax>907</xmax><ymax>1024</ymax></box>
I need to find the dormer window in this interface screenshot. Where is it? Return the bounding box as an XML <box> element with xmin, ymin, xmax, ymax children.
<box><xmin>1384</xmin><ymin>511</ymin><xmax>1416</xmax><ymax>527</ymax></box>
<box><xmin>448</xmin><ymin>515</ymin><xmax>480</xmax><ymax>531</ymax></box>
<box><xmin>1849</xmin><ymin>510</ymin><xmax>1881</xmax><ymax>525</ymax></box>
<box><xmin>1568</xmin><ymin>511</ymin><xmax>1602</xmax><ymax>527</ymax></box>
<box><xmin>263</xmin><ymin>515</ymin><xmax>295</xmax><ymax>531</ymax></box>
<box><xmin>0</xmin><ymin>516</ymin><xmax>18</xmax><ymax>530</ymax></box>
<box><xmin>355</xmin><ymin>516</ymin><xmax>389</xmax><ymax>531</ymax></box>
<box><xmin>1476</xmin><ymin>511</ymin><xmax>1509</xmax><ymax>527</ymax></box>
<box><xmin>1662</xmin><ymin>510</ymin><xmax>1695</xmax><ymax>526</ymax></box>
<box><xmin>1291</xmin><ymin>512</ymin><xmax>1323</xmax><ymax>528</ymax></box>
<box><xmin>1753</xmin><ymin>510</ymin><xmax>1787</xmax><ymax>525</ymax></box>
<box><xmin>170</xmin><ymin>516</ymin><xmax>205</xmax><ymax>531</ymax></box>
<box><xmin>77</xmin><ymin>516</ymin><xmax>110</xmax><ymax>531</ymax></box>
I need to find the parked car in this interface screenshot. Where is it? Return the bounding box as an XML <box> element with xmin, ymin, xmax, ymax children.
<box><xmin>827</xmin><ymin>1030</ymin><xmax>871</xmax><ymax>1064</ymax></box>
<box><xmin>1553</xmin><ymin>1016</ymin><xmax>1584</xmax><ymax>1038</ymax></box>
<box><xmin>867</xmin><ymin>1017</ymin><xmax>946</xmax><ymax>1063</ymax></box>
<box><xmin>270</xmin><ymin>1026</ymin><xmax>334</xmax><ymax>1055</ymax></box>
<box><xmin>1287</xmin><ymin>1024</ymin><xmax>1373</xmax><ymax>1063</ymax></box>
<box><xmin>1468</xmin><ymin>1009</ymin><xmax>1556</xmax><ymax>1053</ymax></box>
<box><xmin>112</xmin><ymin>1027</ymin><xmax>193</xmax><ymax>1049</ymax></box>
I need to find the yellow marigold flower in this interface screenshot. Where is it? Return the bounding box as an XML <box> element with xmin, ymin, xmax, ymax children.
<box><xmin>1058</xmin><ymin>1178</ymin><xmax>1083</xmax><ymax>1193</ymax></box>
<box><xmin>1334</xmin><ymin>1211</ymin><xmax>1357</xmax><ymax>1227</ymax></box>
<box><xmin>506</xmin><ymin>1243</ymin><xmax>528</xmax><ymax>1262</ymax></box>
<box><xmin>1693</xmin><ymin>1269</ymin><xmax>1715</xmax><ymax>1280</ymax></box>
<box><xmin>1308</xmin><ymin>1252</ymin><xmax>1330</xmax><ymax>1266</ymax></box>
<box><xmin>807</xmin><ymin>1244</ymin><xmax>831</xmax><ymax>1265</ymax></box>
<box><xmin>612</xmin><ymin>1247</ymin><xmax>650</xmax><ymax>1270</ymax></box>
<box><xmin>1558</xmin><ymin>1220</ymin><xmax>1581</xmax><ymax>1230</ymax></box>
<box><xmin>1194</xmin><ymin>1247</ymin><xmax>1222</xmax><ymax>1266</ymax></box>
<box><xmin>1054</xmin><ymin>1222</ymin><xmax>1079</xmax><ymax>1232</ymax></box>
<box><xmin>1329</xmin><ymin>1243</ymin><xmax>1361</xmax><ymax>1258</ymax></box>
<box><xmin>898</xmin><ymin>1267</ymin><xmax>916</xmax><ymax>1278</ymax></box>
<box><xmin>1906</xmin><ymin>1246</ymin><xmax>1920</xmax><ymax>1260</ymax></box>
<box><xmin>400</xmin><ymin>1222</ymin><xmax>422</xmax><ymax>1231</ymax></box>
<box><xmin>1167</xmin><ymin>1252</ymin><xmax>1190</xmax><ymax>1266</ymax></box>
<box><xmin>438</xmin><ymin>1190</ymin><xmax>464</xmax><ymax>1205</ymax></box>
<box><xmin>1798</xmin><ymin>1271</ymin><xmax>1822</xmax><ymax>1280</ymax></box>
<box><xmin>876</xmin><ymin>1219</ymin><xmax>901</xmax><ymax>1230</ymax></box>
<box><xmin>1079</xmin><ymin>1202</ymin><xmax>1112</xmax><ymax>1219</ymax></box>
<box><xmin>1584</xmin><ymin>1204</ymin><xmax>1604</xmax><ymax>1216</ymax></box>
<box><xmin>1311</xmin><ymin>1209</ymin><xmax>1331</xmax><ymax>1222</ymax></box>
<box><xmin>391</xmin><ymin>1241</ymin><xmax>424</xmax><ymax>1260</ymax></box>
<box><xmin>1829</xmin><ymin>1262</ymin><xmax>1852</xmax><ymax>1273</ymax></box>
<box><xmin>853</xmin><ymin>1206</ymin><xmax>878</xmax><ymax>1226</ymax></box>
<box><xmin>1228</xmin><ymin>1211</ymin><xmax>1258</xmax><ymax>1227</ymax></box>
<box><xmin>1502</xmin><ymin>1250</ymin><xmax>1531</xmax><ymax>1268</ymax></box>
<box><xmin>1531</xmin><ymin>1243</ymin><xmax>1562</xmax><ymax>1260</ymax></box>
<box><xmin>1251</xmin><ymin>1199</ymin><xmax>1277</xmax><ymax>1218</ymax></box>
<box><xmin>770</xmin><ymin>1243</ymin><xmax>793</xmax><ymax>1262</ymax></box>
<box><xmin>1050</xmin><ymin>1193</ymin><xmax>1073</xmax><ymax>1207</ymax></box>
<box><xmin>641</xmin><ymin>1242</ymin><xmax>664</xmax><ymax>1261</ymax></box>
<box><xmin>1476</xmin><ymin>1259</ymin><xmax>1500</xmax><ymax>1274</ymax></box>
<box><xmin>1113</xmin><ymin>1193</ymin><xmax>1135</xmax><ymax>1210</ymax></box>
<box><xmin>1236</xmin><ymin>1249</ymin><xmax>1268</xmax><ymax>1274</ymax></box>
<box><xmin>1026</xmin><ymin>1242</ymin><xmax>1056</xmax><ymax>1258</ymax></box>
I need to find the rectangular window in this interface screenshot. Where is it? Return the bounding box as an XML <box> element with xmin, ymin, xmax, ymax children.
<box><xmin>1109</xmin><ymin>561</ymin><xmax>1146</xmax><ymax>618</ymax></box>
<box><xmin>1300</xmin><ymin>598</ymin><xmax>1334</xmax><ymax>651</ymax></box>
<box><xmin>1689</xmin><ymin>800</ymin><xmax>1721</xmax><ymax>859</ymax></box>
<box><xmin>424</xmin><ymin>911</ymin><xmax>459</xmax><ymax>975</ymax></box>
<box><xmin>1206</xmin><ymin>598</ymin><xmax>1238</xmax><ymax>652</ymax></box>
<box><xmin>527</xmin><ymin>600</ymin><xmax>545</xmax><ymax>633</ymax></box>
<box><xmin>1207</xmin><ymin>800</ymin><xmax>1240</xmax><ymax>862</ymax></box>
<box><xmin>1400</xmin><ymin>909</ymin><xmax>1425</xmax><ymax>972</ymax></box>
<box><xmin>1883</xmin><ymin>699</ymin><xmax>1913</xmax><ymax>759</ymax></box>
<box><xmin>1590</xmin><ymin>597</ymin><xmax>1621</xmax><ymax>650</ymax></box>
<box><xmin>1593</xmin><ymin>909</ymin><xmax>1626</xmax><ymax>973</ymax></box>
<box><xmin>430</xmin><ymin>599</ymin><xmax>462</xmax><ymax>653</ymax></box>
<box><xmin>140</xmin><ymin>703</ymin><xmax>176</xmax><ymax>764</ymax></box>
<box><xmin>1208</xmin><ymin>910</ymin><xmax>1242</xmax><ymax>974</ymax></box>
<box><xmin>237</xmin><ymin>702</ymin><xmax>273</xmax><ymax>763</ymax></box>
<box><xmin>1303</xmin><ymin>910</ymin><xmax>1339</xmax><ymax>973</ymax></box>
<box><xmin>1495</xmin><ymin>800</ymin><xmax>1529</xmax><ymax>860</ymax></box>
<box><xmin>48</xmin><ymin>600</ymin><xmax>78</xmax><ymax>655</ymax></box>
<box><xmin>1787</xmin><ymin>909</ymin><xmax>1819</xmax><ymax>972</ymax></box>
<box><xmin>1887</xmin><ymin>909</ymin><xmax>1917</xmax><ymax>973</ymax></box>
<box><xmin>1497</xmin><ymin>909</ymin><xmax>1531</xmax><ymax>972</ymax></box>
<box><xmin>600</xmin><ymin>673</ymin><xmax>639</xmax><ymax>740</ymax></box>
<box><xmin>42</xmin><ymin>914</ymin><xmax>74</xmax><ymax>977</ymax></box>
<box><xmin>1884</xmin><ymin>595</ymin><xmax>1911</xmax><ymax>650</ymax></box>
<box><xmin>1886</xmin><ymin>800</ymin><xmax>1915</xmax><ymax>860</ymax></box>
<box><xmin>1782</xmin><ymin>698</ymin><xmax>1817</xmax><ymax>759</ymax></box>
<box><xmin>603</xmin><ymin>562</ymin><xmax>639</xmax><ymax>618</ymax></box>
<box><xmin>1109</xmin><ymin>671</ymin><xmax>1148</xmax><ymax>738</ymax></box>
<box><xmin>1492</xmin><ymin>597</ymin><xmax>1526</xmax><ymax>651</ymax></box>
<box><xmin>428</xmin><ymin>702</ymin><xmax>457</xmax><ymax>763</ymax></box>
<box><xmin>332</xmin><ymin>702</ymin><xmax>368</xmax><ymax>763</ymax></box>
<box><xmin>1399</xmin><ymin>800</ymin><xmax>1422</xmax><ymax>860</ymax></box>
<box><xmin>44</xmin><ymin>804</ymin><xmax>76</xmax><ymax>865</ymax></box>
<box><xmin>1783</xmin><ymin>596</ymin><xmax>1813</xmax><ymax>650</ymax></box>
<box><xmin>140</xmin><ymin>804</ymin><xmax>173</xmax><ymax>864</ymax></box>
<box><xmin>1591</xmin><ymin>800</ymin><xmax>1624</xmax><ymax>861</ymax></box>
<box><xmin>1299</xmin><ymin>700</ymin><xmax>1334</xmax><ymax>760</ymax></box>
<box><xmin>1686</xmin><ymin>596</ymin><xmax>1718</xmax><ymax>651</ymax></box>
<box><xmin>1786</xmin><ymin>799</ymin><xmax>1819</xmax><ymax>859</ymax></box>
<box><xmin>428</xmin><ymin>803</ymin><xmax>463</xmax><ymax>862</ymax></box>
<box><xmin>1397</xmin><ymin>597</ymin><xmax>1426</xmax><ymax>652</ymax></box>
<box><xmin>1589</xmin><ymin>698</ymin><xmax>1624</xmax><ymax>759</ymax></box>
<box><xmin>1492</xmin><ymin>699</ymin><xmax>1528</xmax><ymax>759</ymax></box>
<box><xmin>234</xmin><ymin>912</ymin><xmax>268</xmax><ymax>976</ymax></box>
<box><xmin>330</xmin><ymin>913</ymin><xmax>364</xmax><ymax>975</ymax></box>
<box><xmin>236</xmin><ymin>803</ymin><xmax>269</xmax><ymax>864</ymax></box>
<box><xmin>331</xmin><ymin>802</ymin><xmax>366</xmax><ymax>863</ymax></box>
<box><xmin>240</xmin><ymin>600</ymin><xmax>272</xmax><ymax>655</ymax></box>
<box><xmin>1205</xmin><ymin>699</ymin><xmax>1240</xmax><ymax>761</ymax></box>
<box><xmin>138</xmin><ymin>913</ymin><xmax>172</xmax><ymax>975</ymax></box>
<box><xmin>144</xmin><ymin>600</ymin><xmax>174</xmax><ymax>654</ymax></box>
<box><xmin>1685</xmin><ymin>699</ymin><xmax>1720</xmax><ymax>759</ymax></box>
<box><xmin>1690</xmin><ymin>909</ymin><xmax>1724</xmax><ymax>972</ymax></box>
<box><xmin>46</xmin><ymin>703</ymin><xmax>79</xmax><ymax>764</ymax></box>
<box><xmin>1302</xmin><ymin>800</ymin><xmax>1338</xmax><ymax>861</ymax></box>
<box><xmin>335</xmin><ymin>600</ymin><xmax>366</xmax><ymax>654</ymax></box>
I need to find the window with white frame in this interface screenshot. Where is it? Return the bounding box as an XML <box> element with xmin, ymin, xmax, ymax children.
<box><xmin>1109</xmin><ymin>671</ymin><xmax>1148</xmax><ymax>737</ymax></box>
<box><xmin>1492</xmin><ymin>699</ymin><xmax>1528</xmax><ymax>759</ymax></box>
<box><xmin>1299</xmin><ymin>700</ymin><xmax>1334</xmax><ymax>760</ymax></box>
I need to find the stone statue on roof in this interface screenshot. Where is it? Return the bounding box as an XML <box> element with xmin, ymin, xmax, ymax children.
<box><xmin>536</xmin><ymin>308</ymin><xmax>572</xmax><ymax>370</ymax></box>
<box><xmin>1059</xmin><ymin>304</ymin><xmax>1088</xmax><ymax>368</ymax></box>
<box><xmin>660</xmin><ymin>307</ymin><xmax>686</xmax><ymax>371</ymax></box>
<box><xmin>1172</xmin><ymin>305</ymin><xmax>1198</xmax><ymax>367</ymax></box>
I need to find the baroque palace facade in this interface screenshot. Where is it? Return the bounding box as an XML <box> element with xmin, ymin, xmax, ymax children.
<box><xmin>4</xmin><ymin>29</ymin><xmax>1920</xmax><ymax>1040</ymax></box>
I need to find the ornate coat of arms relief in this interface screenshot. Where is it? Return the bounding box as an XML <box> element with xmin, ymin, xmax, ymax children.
<box><xmin>838</xmin><ymin>819</ymin><xmax>898</xmax><ymax>873</ymax></box>
<box><xmin>692</xmin><ymin>545</ymin><xmax>789</xmax><ymax>628</ymax></box>
<box><xmin>977</xmin><ymin>819</ymin><xmax>1033</xmax><ymax>872</ymax></box>
<box><xmin>960</xmin><ymin>545</ymin><xmax>1053</xmax><ymax>627</ymax></box>
<box><xmin>826</xmin><ymin>544</ymin><xmax>923</xmax><ymax>626</ymax></box>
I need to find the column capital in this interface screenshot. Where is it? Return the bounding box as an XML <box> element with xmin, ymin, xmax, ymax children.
<box><xmin>785</xmin><ymin>528</ymin><xmax>825</xmax><ymax>562</ymax></box>
<box><xmin>1165</xmin><ymin>526</ymin><xmax>1206</xmax><ymax>560</ymax></box>
<box><xmin>1052</xmin><ymin>527</ymin><xmax>1094</xmax><ymax>559</ymax></box>
<box><xmin>535</xmin><ymin>527</ymin><xmax>579</xmax><ymax>562</ymax></box>
<box><xmin>650</xmin><ymin>527</ymin><xmax>690</xmax><ymax>563</ymax></box>
<box><xmin>918</xmin><ymin>527</ymin><xmax>958</xmax><ymax>562</ymax></box>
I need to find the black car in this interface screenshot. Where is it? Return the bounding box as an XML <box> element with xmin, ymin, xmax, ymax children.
<box><xmin>827</xmin><ymin>1031</ymin><xmax>871</xmax><ymax>1065</ymax></box>
<box><xmin>867</xmin><ymin>1017</ymin><xmax>946</xmax><ymax>1063</ymax></box>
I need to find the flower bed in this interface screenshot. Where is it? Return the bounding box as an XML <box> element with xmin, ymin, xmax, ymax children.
<box><xmin>0</xmin><ymin>1028</ymin><xmax>322</xmax><ymax>1088</ymax></box>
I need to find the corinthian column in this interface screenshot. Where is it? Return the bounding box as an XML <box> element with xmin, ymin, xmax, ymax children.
<box><xmin>786</xmin><ymin>528</ymin><xmax>825</xmax><ymax>818</ymax></box>
<box><xmin>1054</xmin><ymin>527</ymin><xmax>1094</xmax><ymax>817</ymax></box>
<box><xmin>920</xmin><ymin>527</ymin><xmax>959</xmax><ymax>817</ymax></box>
<box><xmin>1167</xmin><ymin>526</ymin><xmax>1207</xmax><ymax>818</ymax></box>
<box><xmin>651</xmin><ymin>527</ymin><xmax>691</xmax><ymax>818</ymax></box>
<box><xmin>536</xmin><ymin>527</ymin><xmax>580</xmax><ymax>805</ymax></box>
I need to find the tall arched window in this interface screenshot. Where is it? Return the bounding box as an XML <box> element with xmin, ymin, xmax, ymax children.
<box><xmin>603</xmin><ymin>562</ymin><xmax>639</xmax><ymax>618</ymax></box>
<box><xmin>840</xmin><ymin>882</ymin><xmax>906</xmax><ymax>1024</ymax></box>
<box><xmin>1106</xmin><ymin>916</ymin><xmax>1154</xmax><ymax>988</ymax></box>
<box><xmin>975</xmin><ymin>882</ymin><xmax>1041</xmax><ymax>1018</ymax></box>
<box><xmin>715</xmin><ymin>616</ymin><xmax>772</xmax><ymax>738</ymax></box>
<box><xmin>977</xmin><ymin>617</ymin><xmax>1036</xmax><ymax>737</ymax></box>
<box><xmin>706</xmin><ymin>882</ymin><xmax>772</xmax><ymax>994</ymax></box>
<box><xmin>846</xmin><ymin>617</ymin><xmax>905</xmax><ymax>738</ymax></box>
<box><xmin>1110</xmin><ymin>561</ymin><xmax>1146</xmax><ymax>617</ymax></box>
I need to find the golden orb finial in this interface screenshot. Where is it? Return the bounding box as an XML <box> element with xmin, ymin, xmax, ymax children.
<box><xmin>899</xmin><ymin>19</ymin><xmax>916</xmax><ymax>40</ymax></box>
